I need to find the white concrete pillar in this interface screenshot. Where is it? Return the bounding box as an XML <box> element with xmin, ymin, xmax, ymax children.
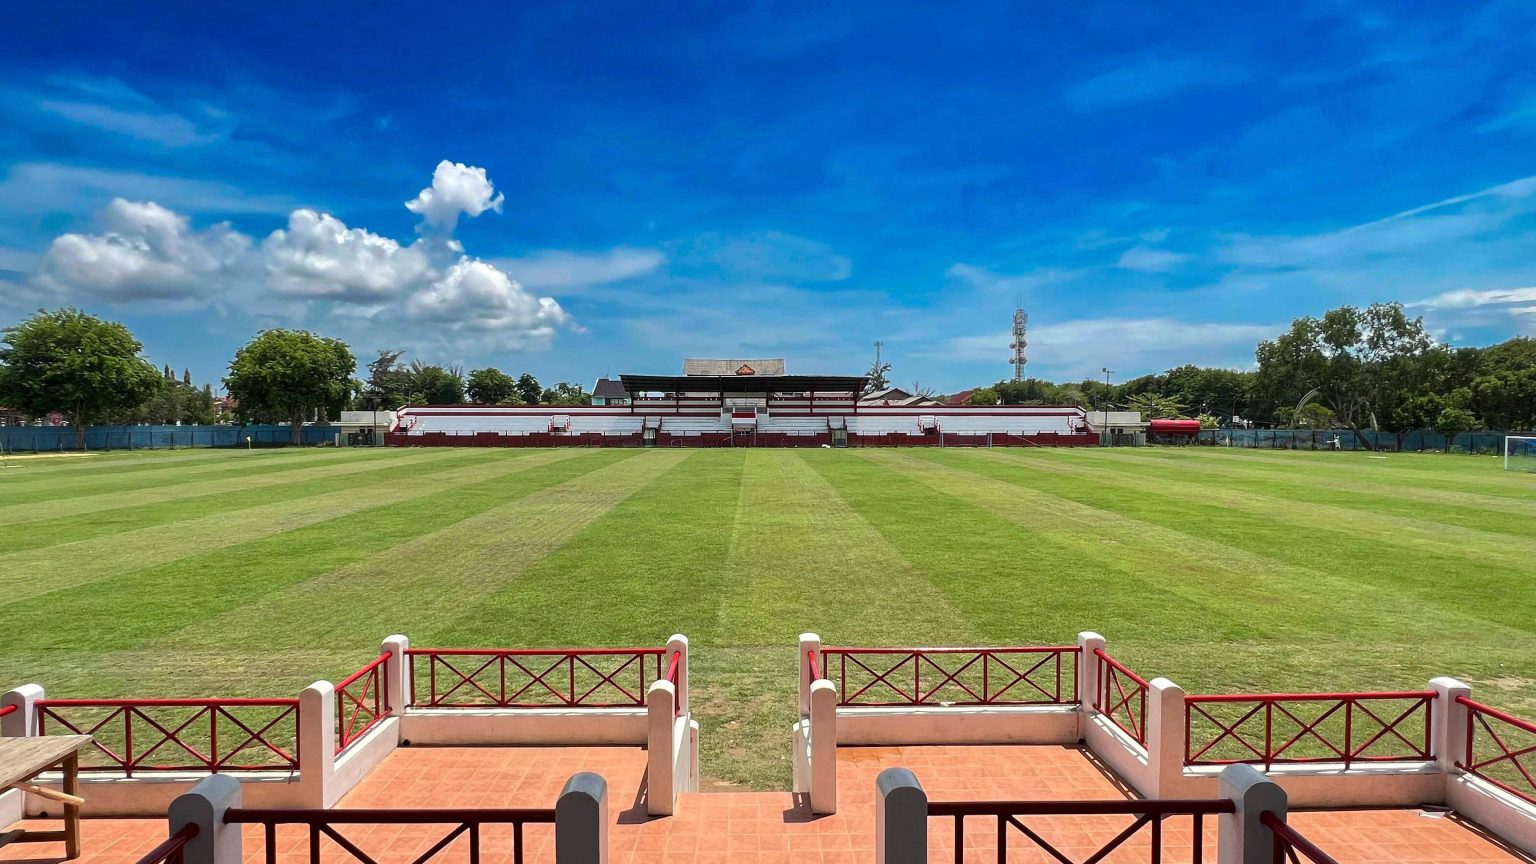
<box><xmin>170</xmin><ymin>775</ymin><xmax>242</xmax><ymax>864</ymax></box>
<box><xmin>1076</xmin><ymin>631</ymin><xmax>1105</xmax><ymax>736</ymax></box>
<box><xmin>809</xmin><ymin>679</ymin><xmax>839</xmax><ymax>814</ymax></box>
<box><xmin>381</xmin><ymin>634</ymin><xmax>409</xmax><ymax>716</ymax></box>
<box><xmin>1430</xmin><ymin>677</ymin><xmax>1472</xmax><ymax>772</ymax></box>
<box><xmin>687</xmin><ymin>719</ymin><xmax>701</xmax><ymax>793</ymax></box>
<box><xmin>557</xmin><ymin>772</ymin><xmax>608</xmax><ymax>864</ymax></box>
<box><xmin>646</xmin><ymin>680</ymin><xmax>676</xmax><ymax>816</ymax></box>
<box><xmin>1146</xmin><ymin>677</ymin><xmax>1188</xmax><ymax>797</ymax></box>
<box><xmin>1217</xmin><ymin>763</ymin><xmax>1286</xmax><ymax>864</ymax></box>
<box><xmin>799</xmin><ymin>633</ymin><xmax>822</xmax><ymax>718</ymax></box>
<box><xmin>875</xmin><ymin>767</ymin><xmax>927</xmax><ymax>864</ymax></box>
<box><xmin>666</xmin><ymin>634</ymin><xmax>689</xmax><ymax>717</ymax></box>
<box><xmin>298</xmin><ymin>681</ymin><xmax>335</xmax><ymax>807</ymax></box>
<box><xmin>1</xmin><ymin>684</ymin><xmax>42</xmax><ymax>737</ymax></box>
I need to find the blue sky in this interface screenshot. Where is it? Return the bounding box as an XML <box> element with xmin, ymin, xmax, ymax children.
<box><xmin>3</xmin><ymin>1</ymin><xmax>1535</xmax><ymax>393</ymax></box>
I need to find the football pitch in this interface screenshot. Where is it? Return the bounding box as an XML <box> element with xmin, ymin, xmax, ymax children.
<box><xmin>2</xmin><ymin>444</ymin><xmax>1533</xmax><ymax>789</ymax></box>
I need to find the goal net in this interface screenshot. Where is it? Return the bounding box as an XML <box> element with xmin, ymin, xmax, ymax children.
<box><xmin>1506</xmin><ymin>436</ymin><xmax>1536</xmax><ymax>472</ymax></box>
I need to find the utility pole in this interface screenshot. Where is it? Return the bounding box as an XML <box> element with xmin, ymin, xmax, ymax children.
<box><xmin>1100</xmin><ymin>367</ymin><xmax>1114</xmax><ymax>446</ymax></box>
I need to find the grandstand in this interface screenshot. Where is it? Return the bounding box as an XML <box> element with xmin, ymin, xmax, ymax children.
<box><xmin>389</xmin><ymin>371</ymin><xmax>1097</xmax><ymax>447</ymax></box>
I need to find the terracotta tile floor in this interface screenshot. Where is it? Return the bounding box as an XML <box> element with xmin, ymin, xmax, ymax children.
<box><xmin>2</xmin><ymin>745</ymin><xmax>1530</xmax><ymax>864</ymax></box>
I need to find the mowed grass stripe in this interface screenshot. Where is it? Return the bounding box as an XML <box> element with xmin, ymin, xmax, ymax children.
<box><xmin>434</xmin><ymin>450</ymin><xmax>746</xmax><ymax>647</ymax></box>
<box><xmin>1126</xmin><ymin>447</ymin><xmax>1536</xmax><ymax>499</ymax></box>
<box><xmin>157</xmin><ymin>448</ymin><xmax>681</xmax><ymax>650</ymax></box>
<box><xmin>713</xmin><ymin>451</ymin><xmax>981</xmax><ymax>644</ymax></box>
<box><xmin>0</xmin><ymin>449</ymin><xmax>613</xmax><ymax>652</ymax></box>
<box><xmin>0</xmin><ymin>447</ymin><xmax>400</xmax><ymax>504</ymax></box>
<box><xmin>976</xmin><ymin>450</ymin><xmax>1536</xmax><ymax>631</ymax></box>
<box><xmin>1003</xmin><ymin>449</ymin><xmax>1536</xmax><ymax>570</ymax></box>
<box><xmin>0</xmin><ymin>446</ymin><xmax>324</xmax><ymax>479</ymax></box>
<box><xmin>1057</xmin><ymin>448</ymin><xmax>1536</xmax><ymax>521</ymax></box>
<box><xmin>890</xmin><ymin>449</ymin><xmax>1536</xmax><ymax>646</ymax></box>
<box><xmin>0</xmin><ymin>449</ymin><xmax>575</xmax><ymax>608</ymax></box>
<box><xmin>0</xmin><ymin>448</ymin><xmax>481</xmax><ymax>552</ymax></box>
<box><xmin>804</xmin><ymin>453</ymin><xmax>1148</xmax><ymax>644</ymax></box>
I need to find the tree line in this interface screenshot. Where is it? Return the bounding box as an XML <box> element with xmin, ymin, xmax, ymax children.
<box><xmin>0</xmin><ymin>308</ymin><xmax>591</xmax><ymax>448</ymax></box>
<box><xmin>966</xmin><ymin>302</ymin><xmax>1536</xmax><ymax>449</ymax></box>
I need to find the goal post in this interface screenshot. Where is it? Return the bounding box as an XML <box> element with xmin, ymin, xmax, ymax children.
<box><xmin>1506</xmin><ymin>436</ymin><xmax>1536</xmax><ymax>472</ymax></box>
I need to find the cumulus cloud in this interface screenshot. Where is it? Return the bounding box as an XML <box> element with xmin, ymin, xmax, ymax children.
<box><xmin>262</xmin><ymin>209</ymin><xmax>431</xmax><ymax>302</ymax></box>
<box><xmin>405</xmin><ymin>259</ymin><xmax>570</xmax><ymax>346</ymax></box>
<box><xmin>33</xmin><ymin>198</ymin><xmax>250</xmax><ymax>301</ymax></box>
<box><xmin>404</xmin><ymin>160</ymin><xmax>504</xmax><ymax>229</ymax></box>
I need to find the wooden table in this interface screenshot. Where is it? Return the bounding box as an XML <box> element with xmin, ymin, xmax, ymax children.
<box><xmin>0</xmin><ymin>735</ymin><xmax>91</xmax><ymax>860</ymax></box>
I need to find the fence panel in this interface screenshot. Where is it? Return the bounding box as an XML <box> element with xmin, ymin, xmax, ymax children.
<box><xmin>35</xmin><ymin>698</ymin><xmax>300</xmax><ymax>775</ymax></box>
<box><xmin>821</xmin><ymin>647</ymin><xmax>1079</xmax><ymax>707</ymax></box>
<box><xmin>406</xmin><ymin>648</ymin><xmax>666</xmax><ymax>708</ymax></box>
<box><xmin>1185</xmin><ymin>692</ymin><xmax>1435</xmax><ymax>768</ymax></box>
<box><xmin>0</xmin><ymin>424</ymin><xmax>341</xmax><ymax>451</ymax></box>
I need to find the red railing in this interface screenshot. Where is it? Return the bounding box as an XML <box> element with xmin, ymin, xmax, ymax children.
<box><xmin>1261</xmin><ymin>811</ymin><xmax>1341</xmax><ymax>864</ymax></box>
<box><xmin>406</xmin><ymin>648</ymin><xmax>666</xmax><ymax>708</ymax></box>
<box><xmin>0</xmin><ymin>703</ymin><xmax>15</xmax><ymax>718</ymax></box>
<box><xmin>225</xmin><ymin>807</ymin><xmax>556</xmax><ymax>864</ymax></box>
<box><xmin>806</xmin><ymin>649</ymin><xmax>822</xmax><ymax>683</ymax></box>
<box><xmin>929</xmin><ymin>797</ymin><xmax>1234</xmax><ymax>864</ymax></box>
<box><xmin>36</xmin><ymin>698</ymin><xmax>300</xmax><ymax>775</ymax></box>
<box><xmin>820</xmin><ymin>647</ymin><xmax>1078</xmax><ymax>707</ymax></box>
<box><xmin>664</xmin><ymin>650</ymin><xmax>683</xmax><ymax>717</ymax></box>
<box><xmin>1094</xmin><ymin>648</ymin><xmax>1149</xmax><ymax>746</ymax></box>
<box><xmin>131</xmin><ymin>823</ymin><xmax>199</xmax><ymax>864</ymax></box>
<box><xmin>1185</xmin><ymin>691</ymin><xmax>1435</xmax><ymax>769</ymax></box>
<box><xmin>1456</xmin><ymin>696</ymin><xmax>1536</xmax><ymax>806</ymax></box>
<box><xmin>336</xmin><ymin>653</ymin><xmax>389</xmax><ymax>754</ymax></box>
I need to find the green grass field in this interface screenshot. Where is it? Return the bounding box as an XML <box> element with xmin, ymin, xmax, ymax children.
<box><xmin>3</xmin><ymin>445</ymin><xmax>1534</xmax><ymax>788</ymax></box>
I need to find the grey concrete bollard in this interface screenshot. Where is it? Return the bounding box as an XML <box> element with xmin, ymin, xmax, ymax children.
<box><xmin>875</xmin><ymin>767</ymin><xmax>927</xmax><ymax>864</ymax></box>
<box><xmin>557</xmin><ymin>771</ymin><xmax>608</xmax><ymax>864</ymax></box>
<box><xmin>1217</xmin><ymin>763</ymin><xmax>1286</xmax><ymax>864</ymax></box>
<box><xmin>170</xmin><ymin>775</ymin><xmax>242</xmax><ymax>864</ymax></box>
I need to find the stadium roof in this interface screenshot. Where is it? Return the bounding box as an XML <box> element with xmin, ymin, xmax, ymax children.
<box><xmin>619</xmin><ymin>374</ymin><xmax>867</xmax><ymax>394</ymax></box>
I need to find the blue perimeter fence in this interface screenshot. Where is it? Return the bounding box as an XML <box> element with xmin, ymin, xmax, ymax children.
<box><xmin>0</xmin><ymin>424</ymin><xmax>337</xmax><ymax>452</ymax></box>
<box><xmin>1197</xmin><ymin>428</ymin><xmax>1530</xmax><ymax>452</ymax></box>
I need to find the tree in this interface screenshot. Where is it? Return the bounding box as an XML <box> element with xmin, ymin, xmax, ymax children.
<box><xmin>364</xmin><ymin>349</ymin><xmax>411</xmax><ymax>408</ymax></box>
<box><xmin>0</xmin><ymin>308</ymin><xmax>163</xmax><ymax>449</ymax></box>
<box><xmin>1124</xmin><ymin>393</ymin><xmax>1188</xmax><ymax>420</ymax></box>
<box><xmin>405</xmin><ymin>361</ymin><xmax>464</xmax><ymax>404</ymax></box>
<box><xmin>866</xmin><ymin>358</ymin><xmax>892</xmax><ymax>391</ymax></box>
<box><xmin>968</xmin><ymin>387</ymin><xmax>1000</xmax><ymax>406</ymax></box>
<box><xmin>1435</xmin><ymin>406</ymin><xmax>1476</xmax><ymax>452</ymax></box>
<box><xmin>182</xmin><ymin>368</ymin><xmax>192</xmax><ymax>387</ymax></box>
<box><xmin>541</xmin><ymin>381</ymin><xmax>591</xmax><ymax>405</ymax></box>
<box><xmin>466</xmin><ymin>367</ymin><xmax>519</xmax><ymax>404</ymax></box>
<box><xmin>224</xmin><ymin>329</ymin><xmax>357</xmax><ymax>445</ymax></box>
<box><xmin>1254</xmin><ymin>303</ymin><xmax>1432</xmax><ymax>449</ymax></box>
<box><xmin>1293</xmin><ymin>402</ymin><xmax>1336</xmax><ymax>429</ymax></box>
<box><xmin>515</xmin><ymin>373</ymin><xmax>542</xmax><ymax>405</ymax></box>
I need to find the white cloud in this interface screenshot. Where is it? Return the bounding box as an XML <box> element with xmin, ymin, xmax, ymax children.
<box><xmin>33</xmin><ymin>199</ymin><xmax>251</xmax><ymax>302</ymax></box>
<box><xmin>680</xmin><ymin>231</ymin><xmax>851</xmax><ymax>282</ymax></box>
<box><xmin>405</xmin><ymin>259</ymin><xmax>570</xmax><ymax>347</ymax></box>
<box><xmin>945</xmin><ymin>263</ymin><xmax>1085</xmax><ymax>295</ymax></box>
<box><xmin>1410</xmin><ymin>286</ymin><xmax>1536</xmax><ymax>310</ymax></box>
<box><xmin>404</xmin><ymin>160</ymin><xmax>504</xmax><ymax>229</ymax></box>
<box><xmin>492</xmin><ymin>247</ymin><xmax>665</xmax><ymax>292</ymax></box>
<box><xmin>38</xmin><ymin>99</ymin><xmax>216</xmax><ymax>147</ymax></box>
<box><xmin>262</xmin><ymin>209</ymin><xmax>432</xmax><ymax>303</ymax></box>
<box><xmin>1117</xmin><ymin>246</ymin><xmax>1191</xmax><ymax>272</ymax></box>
